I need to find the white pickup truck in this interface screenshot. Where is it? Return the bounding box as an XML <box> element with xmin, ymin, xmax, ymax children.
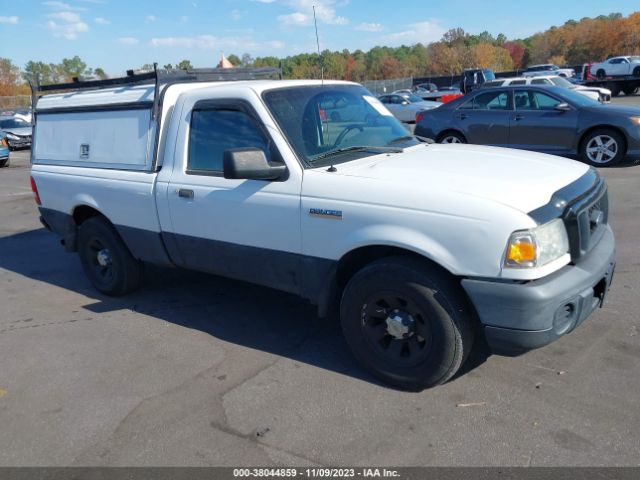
<box><xmin>30</xmin><ymin>68</ymin><xmax>616</xmax><ymax>390</ymax></box>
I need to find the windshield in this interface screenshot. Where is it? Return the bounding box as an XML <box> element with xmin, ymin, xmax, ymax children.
<box><xmin>263</xmin><ymin>85</ymin><xmax>417</xmax><ymax>167</ymax></box>
<box><xmin>402</xmin><ymin>93</ymin><xmax>425</xmax><ymax>103</ymax></box>
<box><xmin>630</xmin><ymin>56</ymin><xmax>640</xmax><ymax>62</ymax></box>
<box><xmin>483</xmin><ymin>69</ymin><xmax>496</xmax><ymax>80</ymax></box>
<box><xmin>550</xmin><ymin>77</ymin><xmax>574</xmax><ymax>88</ymax></box>
<box><xmin>0</xmin><ymin>118</ymin><xmax>29</xmax><ymax>129</ymax></box>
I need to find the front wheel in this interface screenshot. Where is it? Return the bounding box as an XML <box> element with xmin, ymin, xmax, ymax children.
<box><xmin>78</xmin><ymin>216</ymin><xmax>143</xmax><ymax>296</ymax></box>
<box><xmin>340</xmin><ymin>257</ymin><xmax>474</xmax><ymax>390</ymax></box>
<box><xmin>633</xmin><ymin>67</ymin><xmax>640</xmax><ymax>78</ymax></box>
<box><xmin>0</xmin><ymin>157</ymin><xmax>9</xmax><ymax>168</ymax></box>
<box><xmin>580</xmin><ymin>129</ymin><xmax>625</xmax><ymax>167</ymax></box>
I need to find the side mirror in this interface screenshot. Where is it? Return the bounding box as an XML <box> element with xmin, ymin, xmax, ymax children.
<box><xmin>555</xmin><ymin>102</ymin><xmax>571</xmax><ymax>112</ymax></box>
<box><xmin>223</xmin><ymin>148</ymin><xmax>287</xmax><ymax>181</ymax></box>
<box><xmin>401</xmin><ymin>100</ymin><xmax>410</xmax><ymax>105</ymax></box>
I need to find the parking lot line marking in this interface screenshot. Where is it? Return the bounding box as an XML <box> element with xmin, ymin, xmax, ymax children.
<box><xmin>3</xmin><ymin>191</ymin><xmax>32</xmax><ymax>197</ymax></box>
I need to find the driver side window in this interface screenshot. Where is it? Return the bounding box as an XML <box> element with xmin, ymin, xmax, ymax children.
<box><xmin>188</xmin><ymin>108</ymin><xmax>273</xmax><ymax>175</ymax></box>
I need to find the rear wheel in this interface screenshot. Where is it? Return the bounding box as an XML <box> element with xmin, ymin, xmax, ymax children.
<box><xmin>596</xmin><ymin>69</ymin><xmax>606</xmax><ymax>80</ymax></box>
<box><xmin>580</xmin><ymin>129</ymin><xmax>625</xmax><ymax>167</ymax></box>
<box><xmin>439</xmin><ymin>131</ymin><xmax>466</xmax><ymax>144</ymax></box>
<box><xmin>77</xmin><ymin>216</ymin><xmax>143</xmax><ymax>296</ymax></box>
<box><xmin>340</xmin><ymin>257</ymin><xmax>474</xmax><ymax>390</ymax></box>
<box><xmin>623</xmin><ymin>86</ymin><xmax>637</xmax><ymax>96</ymax></box>
<box><xmin>609</xmin><ymin>85</ymin><xmax>621</xmax><ymax>97</ymax></box>
<box><xmin>0</xmin><ymin>157</ymin><xmax>9</xmax><ymax>168</ymax></box>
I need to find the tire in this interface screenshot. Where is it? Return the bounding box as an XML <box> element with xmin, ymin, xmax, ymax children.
<box><xmin>77</xmin><ymin>216</ymin><xmax>143</xmax><ymax>296</ymax></box>
<box><xmin>438</xmin><ymin>131</ymin><xmax>466</xmax><ymax>144</ymax></box>
<box><xmin>633</xmin><ymin>67</ymin><xmax>640</xmax><ymax>78</ymax></box>
<box><xmin>340</xmin><ymin>256</ymin><xmax>474</xmax><ymax>390</ymax></box>
<box><xmin>596</xmin><ymin>69</ymin><xmax>606</xmax><ymax>80</ymax></box>
<box><xmin>623</xmin><ymin>87</ymin><xmax>636</xmax><ymax>96</ymax></box>
<box><xmin>580</xmin><ymin>128</ymin><xmax>625</xmax><ymax>167</ymax></box>
<box><xmin>610</xmin><ymin>85</ymin><xmax>621</xmax><ymax>97</ymax></box>
<box><xmin>0</xmin><ymin>157</ymin><xmax>9</xmax><ymax>168</ymax></box>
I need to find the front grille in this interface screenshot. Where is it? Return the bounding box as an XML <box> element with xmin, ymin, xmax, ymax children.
<box><xmin>563</xmin><ymin>177</ymin><xmax>608</xmax><ymax>262</ymax></box>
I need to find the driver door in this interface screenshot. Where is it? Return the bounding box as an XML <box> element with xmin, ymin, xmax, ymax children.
<box><xmin>508</xmin><ymin>89</ymin><xmax>578</xmax><ymax>153</ymax></box>
<box><xmin>160</xmin><ymin>96</ymin><xmax>304</xmax><ymax>294</ymax></box>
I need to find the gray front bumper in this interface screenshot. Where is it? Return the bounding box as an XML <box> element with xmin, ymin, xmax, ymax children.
<box><xmin>462</xmin><ymin>225</ymin><xmax>615</xmax><ymax>355</ymax></box>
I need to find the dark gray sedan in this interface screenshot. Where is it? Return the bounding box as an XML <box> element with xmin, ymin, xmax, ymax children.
<box><xmin>414</xmin><ymin>85</ymin><xmax>640</xmax><ymax>166</ymax></box>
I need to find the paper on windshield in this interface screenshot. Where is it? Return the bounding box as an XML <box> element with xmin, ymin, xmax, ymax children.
<box><xmin>363</xmin><ymin>95</ymin><xmax>393</xmax><ymax>116</ymax></box>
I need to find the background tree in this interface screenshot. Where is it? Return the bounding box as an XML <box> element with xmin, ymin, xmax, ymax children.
<box><xmin>226</xmin><ymin>54</ymin><xmax>241</xmax><ymax>66</ymax></box>
<box><xmin>176</xmin><ymin>59</ymin><xmax>193</xmax><ymax>70</ymax></box>
<box><xmin>61</xmin><ymin>56</ymin><xmax>90</xmax><ymax>79</ymax></box>
<box><xmin>0</xmin><ymin>58</ymin><xmax>24</xmax><ymax>95</ymax></box>
<box><xmin>241</xmin><ymin>53</ymin><xmax>254</xmax><ymax>67</ymax></box>
<box><xmin>22</xmin><ymin>61</ymin><xmax>54</xmax><ymax>85</ymax></box>
<box><xmin>94</xmin><ymin>67</ymin><xmax>108</xmax><ymax>79</ymax></box>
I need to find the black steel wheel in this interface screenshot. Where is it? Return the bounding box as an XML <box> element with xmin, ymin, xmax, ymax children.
<box><xmin>340</xmin><ymin>256</ymin><xmax>473</xmax><ymax>390</ymax></box>
<box><xmin>360</xmin><ymin>291</ymin><xmax>434</xmax><ymax>368</ymax></box>
<box><xmin>78</xmin><ymin>216</ymin><xmax>143</xmax><ymax>296</ymax></box>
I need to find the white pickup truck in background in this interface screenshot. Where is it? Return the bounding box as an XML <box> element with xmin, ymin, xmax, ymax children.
<box><xmin>30</xmin><ymin>68</ymin><xmax>616</xmax><ymax>390</ymax></box>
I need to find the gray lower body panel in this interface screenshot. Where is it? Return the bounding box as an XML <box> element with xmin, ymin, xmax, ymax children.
<box><xmin>38</xmin><ymin>207</ymin><xmax>335</xmax><ymax>307</ymax></box>
<box><xmin>462</xmin><ymin>226</ymin><xmax>616</xmax><ymax>355</ymax></box>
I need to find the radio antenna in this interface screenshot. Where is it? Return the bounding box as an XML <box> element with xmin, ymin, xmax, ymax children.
<box><xmin>313</xmin><ymin>5</ymin><xmax>324</xmax><ymax>84</ymax></box>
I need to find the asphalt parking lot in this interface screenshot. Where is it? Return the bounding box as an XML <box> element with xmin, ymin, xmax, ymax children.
<box><xmin>1</xmin><ymin>95</ymin><xmax>640</xmax><ymax>467</ymax></box>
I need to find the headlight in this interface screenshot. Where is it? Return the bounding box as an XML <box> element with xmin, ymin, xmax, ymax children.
<box><xmin>504</xmin><ymin>218</ymin><xmax>569</xmax><ymax>269</ymax></box>
<box><xmin>630</xmin><ymin>117</ymin><xmax>640</xmax><ymax>126</ymax></box>
<box><xmin>6</xmin><ymin>133</ymin><xmax>19</xmax><ymax>140</ymax></box>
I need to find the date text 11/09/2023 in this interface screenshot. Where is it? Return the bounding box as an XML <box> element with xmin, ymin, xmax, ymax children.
<box><xmin>233</xmin><ymin>468</ymin><xmax>400</xmax><ymax>478</ymax></box>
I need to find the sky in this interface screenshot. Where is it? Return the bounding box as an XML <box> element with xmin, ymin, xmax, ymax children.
<box><xmin>2</xmin><ymin>0</ymin><xmax>640</xmax><ymax>75</ymax></box>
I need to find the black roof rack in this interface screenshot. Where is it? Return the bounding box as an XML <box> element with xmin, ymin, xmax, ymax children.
<box><xmin>30</xmin><ymin>64</ymin><xmax>282</xmax><ymax>119</ymax></box>
<box><xmin>34</xmin><ymin>65</ymin><xmax>281</xmax><ymax>93</ymax></box>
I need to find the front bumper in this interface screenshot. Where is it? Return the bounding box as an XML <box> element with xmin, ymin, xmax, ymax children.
<box><xmin>462</xmin><ymin>225</ymin><xmax>615</xmax><ymax>355</ymax></box>
<box><xmin>7</xmin><ymin>137</ymin><xmax>31</xmax><ymax>149</ymax></box>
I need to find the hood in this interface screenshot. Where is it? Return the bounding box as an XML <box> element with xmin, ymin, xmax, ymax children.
<box><xmin>3</xmin><ymin>127</ymin><xmax>32</xmax><ymax>136</ymax></box>
<box><xmin>575</xmin><ymin>85</ymin><xmax>611</xmax><ymax>94</ymax></box>
<box><xmin>332</xmin><ymin>144</ymin><xmax>589</xmax><ymax>214</ymax></box>
<box><xmin>584</xmin><ymin>104</ymin><xmax>640</xmax><ymax>116</ymax></box>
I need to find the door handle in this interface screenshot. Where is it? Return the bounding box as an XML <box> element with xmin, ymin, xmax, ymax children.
<box><xmin>514</xmin><ymin>114</ymin><xmax>525</xmax><ymax>121</ymax></box>
<box><xmin>178</xmin><ymin>188</ymin><xmax>194</xmax><ymax>199</ymax></box>
<box><xmin>457</xmin><ymin>113</ymin><xmax>467</xmax><ymax>120</ymax></box>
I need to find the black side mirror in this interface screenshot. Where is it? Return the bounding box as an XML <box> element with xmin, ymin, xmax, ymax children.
<box><xmin>555</xmin><ymin>102</ymin><xmax>571</xmax><ymax>112</ymax></box>
<box><xmin>223</xmin><ymin>148</ymin><xmax>287</xmax><ymax>181</ymax></box>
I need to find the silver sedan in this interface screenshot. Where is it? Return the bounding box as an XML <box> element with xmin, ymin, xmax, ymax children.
<box><xmin>378</xmin><ymin>92</ymin><xmax>442</xmax><ymax>123</ymax></box>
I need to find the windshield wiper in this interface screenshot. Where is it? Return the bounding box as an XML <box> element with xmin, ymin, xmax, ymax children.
<box><xmin>387</xmin><ymin>134</ymin><xmax>434</xmax><ymax>145</ymax></box>
<box><xmin>311</xmin><ymin>146</ymin><xmax>403</xmax><ymax>162</ymax></box>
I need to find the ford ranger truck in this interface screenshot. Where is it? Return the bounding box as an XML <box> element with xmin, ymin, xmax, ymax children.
<box><xmin>30</xmin><ymin>69</ymin><xmax>616</xmax><ymax>390</ymax></box>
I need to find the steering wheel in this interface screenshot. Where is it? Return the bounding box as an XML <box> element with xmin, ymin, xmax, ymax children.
<box><xmin>333</xmin><ymin>124</ymin><xmax>364</xmax><ymax>147</ymax></box>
